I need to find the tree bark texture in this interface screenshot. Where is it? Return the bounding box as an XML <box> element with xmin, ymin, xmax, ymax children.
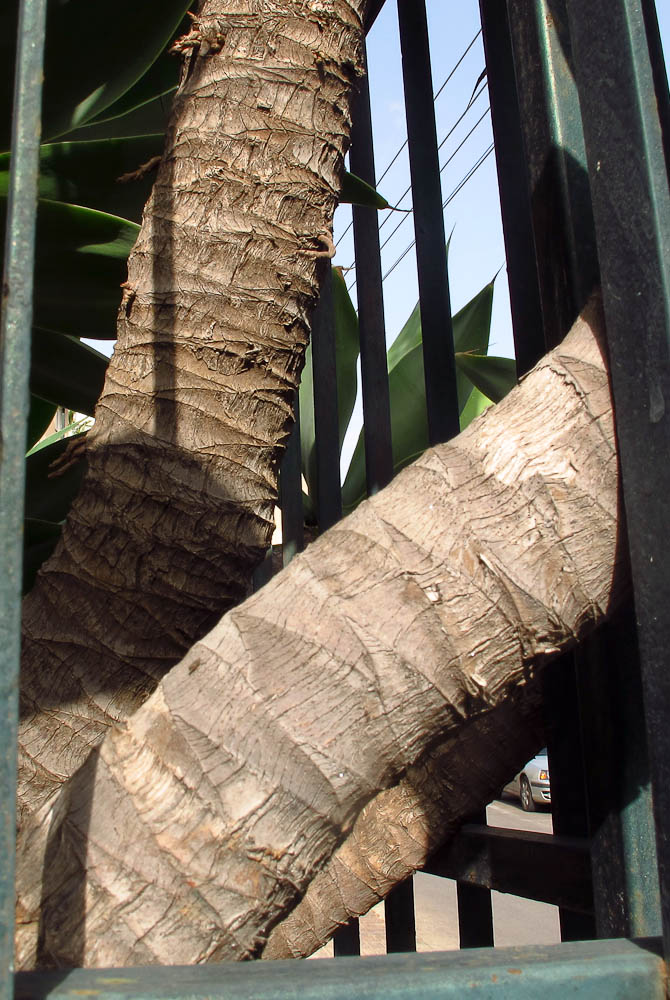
<box><xmin>262</xmin><ymin>685</ymin><xmax>545</xmax><ymax>958</ymax></box>
<box><xmin>18</xmin><ymin>299</ymin><xmax>628</xmax><ymax>968</ymax></box>
<box><xmin>19</xmin><ymin>0</ymin><xmax>366</xmax><ymax>826</ymax></box>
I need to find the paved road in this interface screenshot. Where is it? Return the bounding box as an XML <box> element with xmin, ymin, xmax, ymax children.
<box><xmin>313</xmin><ymin>797</ymin><xmax>559</xmax><ymax>958</ymax></box>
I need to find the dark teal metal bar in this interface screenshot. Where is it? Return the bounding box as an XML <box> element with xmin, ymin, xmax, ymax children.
<box><xmin>332</xmin><ymin>919</ymin><xmax>361</xmax><ymax>958</ymax></box>
<box><xmin>278</xmin><ymin>401</ymin><xmax>304</xmax><ymax>568</ymax></box>
<box><xmin>577</xmin><ymin>607</ymin><xmax>661</xmax><ymax>940</ymax></box>
<box><xmin>505</xmin><ymin>0</ymin><xmax>598</xmax><ymax>345</ymax></box>
<box><xmin>565</xmin><ymin>0</ymin><xmax>670</xmax><ymax>960</ymax></box>
<box><xmin>479</xmin><ymin>0</ymin><xmax>544</xmax><ymax>376</ymax></box>
<box><xmin>0</xmin><ymin>2</ymin><xmax>47</xmax><ymax>996</ymax></box>
<box><xmin>427</xmin><ymin>824</ymin><xmax>593</xmax><ymax>914</ymax></box>
<box><xmin>384</xmin><ymin>878</ymin><xmax>416</xmax><ymax>953</ymax></box>
<box><xmin>397</xmin><ymin>0</ymin><xmax>459</xmax><ymax>446</ymax></box>
<box><xmin>349</xmin><ymin>44</ymin><xmax>394</xmax><ymax>498</ymax></box>
<box><xmin>501</xmin><ymin>0</ymin><xmax>657</xmax><ymax>946</ymax></box>
<box><xmin>311</xmin><ymin>267</ymin><xmax>343</xmax><ymax>532</ymax></box>
<box><xmin>455</xmin><ymin>808</ymin><xmax>494</xmax><ymax>949</ymax></box>
<box><xmin>14</xmin><ymin>938</ymin><xmax>666</xmax><ymax>999</ymax></box>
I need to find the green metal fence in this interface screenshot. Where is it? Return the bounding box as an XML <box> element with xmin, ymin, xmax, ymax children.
<box><xmin>3</xmin><ymin>0</ymin><xmax>670</xmax><ymax>996</ymax></box>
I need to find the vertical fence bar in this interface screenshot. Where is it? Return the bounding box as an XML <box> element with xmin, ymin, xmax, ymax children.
<box><xmin>385</xmin><ymin>879</ymin><xmax>417</xmax><ymax>954</ymax></box>
<box><xmin>349</xmin><ymin>45</ymin><xmax>394</xmax><ymax>498</ymax></box>
<box><xmin>311</xmin><ymin>268</ymin><xmax>343</xmax><ymax>532</ymax></box>
<box><xmin>578</xmin><ymin>607</ymin><xmax>660</xmax><ymax>940</ymax></box>
<box><xmin>0</xmin><ymin>2</ymin><xmax>47</xmax><ymax>995</ymax></box>
<box><xmin>479</xmin><ymin>0</ymin><xmax>544</xmax><ymax>376</ymax></box>
<box><xmin>565</xmin><ymin>0</ymin><xmax>670</xmax><ymax>959</ymax></box>
<box><xmin>278</xmin><ymin>403</ymin><xmax>304</xmax><ymax>569</ymax></box>
<box><xmin>456</xmin><ymin>873</ymin><xmax>494</xmax><ymax>950</ymax></box>
<box><xmin>311</xmin><ymin>269</ymin><xmax>357</xmax><ymax>956</ymax></box>
<box><xmin>542</xmin><ymin>655</ymin><xmax>597</xmax><ymax>941</ymax></box>
<box><xmin>397</xmin><ymin>0</ymin><xmax>491</xmax><ymax>948</ymax></box>
<box><xmin>347</xmin><ymin>32</ymin><xmax>392</xmax><ymax>948</ymax></box>
<box><xmin>332</xmin><ymin>920</ymin><xmax>361</xmax><ymax>958</ymax></box>
<box><xmin>397</xmin><ymin>0</ymin><xmax>459</xmax><ymax>447</ymax></box>
<box><xmin>505</xmin><ymin>0</ymin><xmax>598</xmax><ymax>346</ymax></box>
<box><xmin>502</xmin><ymin>0</ymin><xmax>620</xmax><ymax>944</ymax></box>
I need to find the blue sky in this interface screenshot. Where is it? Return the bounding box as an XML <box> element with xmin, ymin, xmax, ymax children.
<box><xmin>335</xmin><ymin>0</ymin><xmax>670</xmax><ymax>361</ymax></box>
<box><xmin>334</xmin><ymin>1</ymin><xmax>670</xmax><ymax>469</ymax></box>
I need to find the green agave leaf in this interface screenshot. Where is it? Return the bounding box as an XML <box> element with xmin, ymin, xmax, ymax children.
<box><xmin>300</xmin><ymin>267</ymin><xmax>360</xmax><ymax>503</ymax></box>
<box><xmin>453</xmin><ymin>280</ymin><xmax>495</xmax><ymax>355</ymax></box>
<box><xmin>24</xmin><ymin>435</ymin><xmax>87</xmax><ymax>523</ymax></box>
<box><xmin>40</xmin><ymin>0</ymin><xmax>192</xmax><ymax>142</ymax></box>
<box><xmin>341</xmin><ymin>340</ymin><xmax>472</xmax><ymax>512</ymax></box>
<box><xmin>342</xmin><ymin>279</ymin><xmax>497</xmax><ymax>513</ymax></box>
<box><xmin>459</xmin><ymin>386</ymin><xmax>494</xmax><ymax>430</ymax></box>
<box><xmin>31</xmin><ymin>328</ymin><xmax>108</xmax><ymax>415</ymax></box>
<box><xmin>332</xmin><ymin>267</ymin><xmax>361</xmax><ymax>441</ymax></box>
<box><xmin>386</xmin><ymin>300</ymin><xmax>421</xmax><ymax>372</ymax></box>
<box><xmin>23</xmin><ymin>517</ymin><xmax>63</xmax><ymax>595</ymax></box>
<box><xmin>383</xmin><ymin>243</ymin><xmax>495</xmax><ymax>362</ymax></box>
<box><xmin>27</xmin><ymin>396</ymin><xmax>57</xmax><ymax>451</ymax></box>
<box><xmin>0</xmin><ymin>198</ymin><xmax>139</xmax><ymax>339</ymax></box>
<box><xmin>63</xmin><ymin>93</ymin><xmax>173</xmax><ymax>143</ymax></box>
<box><xmin>0</xmin><ymin>135</ymin><xmax>163</xmax><ymax>223</ymax></box>
<box><xmin>27</xmin><ymin>417</ymin><xmax>92</xmax><ymax>457</ymax></box>
<box><xmin>0</xmin><ymin>5</ymin><xmax>18</xmax><ymax>151</ymax></box>
<box><xmin>74</xmin><ymin>43</ymin><xmax>181</xmax><ymax>132</ymax></box>
<box><xmin>0</xmin><ymin>2</ymin><xmax>190</xmax><ymax>149</ymax></box>
<box><xmin>340</xmin><ymin>171</ymin><xmax>389</xmax><ymax>210</ymax></box>
<box><xmin>454</xmin><ymin>353</ymin><xmax>517</xmax><ymax>403</ymax></box>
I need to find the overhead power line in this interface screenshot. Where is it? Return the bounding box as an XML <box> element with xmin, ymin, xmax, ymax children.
<box><xmin>375</xmin><ymin>28</ymin><xmax>482</xmax><ymax>190</ymax></box>
<box><xmin>379</xmin><ymin>142</ymin><xmax>495</xmax><ymax>285</ymax></box>
<box><xmin>377</xmin><ymin>83</ymin><xmax>488</xmax><ymax>236</ymax></box>
<box><xmin>377</xmin><ymin>105</ymin><xmax>491</xmax><ymax>255</ymax></box>
<box><xmin>336</xmin><ymin>28</ymin><xmax>483</xmax><ymax>250</ymax></box>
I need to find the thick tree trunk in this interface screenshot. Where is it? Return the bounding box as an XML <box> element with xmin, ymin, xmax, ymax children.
<box><xmin>17</xmin><ymin>0</ymin><xmax>369</xmax><ymax>968</ymax></box>
<box><xmin>17</xmin><ymin>299</ymin><xmax>628</xmax><ymax>968</ymax></box>
<box><xmin>263</xmin><ymin>686</ymin><xmax>545</xmax><ymax>958</ymax></box>
<box><xmin>18</xmin><ymin>0</ymin><xmax>365</xmax><ymax>844</ymax></box>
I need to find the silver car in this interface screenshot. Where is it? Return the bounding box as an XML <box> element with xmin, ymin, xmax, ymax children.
<box><xmin>503</xmin><ymin>749</ymin><xmax>551</xmax><ymax>811</ymax></box>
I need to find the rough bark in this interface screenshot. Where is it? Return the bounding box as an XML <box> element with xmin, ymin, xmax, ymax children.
<box><xmin>18</xmin><ymin>299</ymin><xmax>628</xmax><ymax>968</ymax></box>
<box><xmin>263</xmin><ymin>687</ymin><xmax>545</xmax><ymax>958</ymax></box>
<box><xmin>19</xmin><ymin>0</ymin><xmax>365</xmax><ymax>822</ymax></box>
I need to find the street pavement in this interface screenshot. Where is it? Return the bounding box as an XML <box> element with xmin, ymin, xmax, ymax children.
<box><xmin>312</xmin><ymin>797</ymin><xmax>559</xmax><ymax>958</ymax></box>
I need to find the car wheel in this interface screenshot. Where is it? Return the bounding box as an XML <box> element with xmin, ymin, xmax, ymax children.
<box><xmin>520</xmin><ymin>775</ymin><xmax>536</xmax><ymax>812</ymax></box>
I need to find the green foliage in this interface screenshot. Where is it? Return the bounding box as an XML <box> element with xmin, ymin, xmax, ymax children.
<box><xmin>340</xmin><ymin>172</ymin><xmax>391</xmax><ymax>210</ymax></box>
<box><xmin>30</xmin><ymin>329</ymin><xmax>107</xmax><ymax>416</ymax></box>
<box><xmin>4</xmin><ymin>0</ymin><xmax>515</xmax><ymax>591</ymax></box>
<box><xmin>26</xmin><ymin>396</ymin><xmax>57</xmax><ymax>452</ymax></box>
<box><xmin>299</xmin><ymin>268</ymin><xmax>518</xmax><ymax>518</ymax></box>
<box><xmin>22</xmin><ymin>434</ymin><xmax>89</xmax><ymax>593</ymax></box>
<box><xmin>299</xmin><ymin>269</ymin><xmax>361</xmax><ymax>516</ymax></box>
<box><xmin>1</xmin><ymin>0</ymin><xmax>191</xmax><ymax>592</ymax></box>
<box><xmin>0</xmin><ymin>135</ymin><xmax>162</xmax><ymax>221</ymax></box>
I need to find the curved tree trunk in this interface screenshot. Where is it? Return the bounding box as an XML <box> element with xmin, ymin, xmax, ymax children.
<box><xmin>263</xmin><ymin>686</ymin><xmax>545</xmax><ymax>959</ymax></box>
<box><xmin>18</xmin><ymin>0</ymin><xmax>365</xmax><ymax>865</ymax></box>
<box><xmin>18</xmin><ymin>300</ymin><xmax>628</xmax><ymax>968</ymax></box>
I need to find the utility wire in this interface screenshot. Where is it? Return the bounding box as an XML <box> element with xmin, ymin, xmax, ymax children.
<box><xmin>375</xmin><ymin>27</ymin><xmax>482</xmax><ymax>190</ymax></box>
<box><xmin>379</xmin><ymin>142</ymin><xmax>494</xmax><ymax>285</ymax></box>
<box><xmin>377</xmin><ymin>103</ymin><xmax>491</xmax><ymax>255</ymax></box>
<box><xmin>377</xmin><ymin>81</ymin><xmax>488</xmax><ymax>235</ymax></box>
<box><xmin>336</xmin><ymin>28</ymin><xmax>483</xmax><ymax>249</ymax></box>
<box><xmin>347</xmin><ymin>140</ymin><xmax>494</xmax><ymax>292</ymax></box>
<box><xmin>346</xmin><ymin>113</ymin><xmax>492</xmax><ymax>293</ymax></box>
